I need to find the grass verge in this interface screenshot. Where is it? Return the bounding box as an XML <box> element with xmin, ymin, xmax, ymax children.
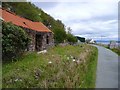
<box><xmin>110</xmin><ymin>48</ymin><xmax>120</xmax><ymax>56</ymax></box>
<box><xmin>96</xmin><ymin>44</ymin><xmax>120</xmax><ymax>56</ymax></box>
<box><xmin>2</xmin><ymin>44</ymin><xmax>98</xmax><ymax>88</ymax></box>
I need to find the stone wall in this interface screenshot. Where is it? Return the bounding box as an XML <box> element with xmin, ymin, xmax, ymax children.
<box><xmin>36</xmin><ymin>32</ymin><xmax>54</xmax><ymax>51</ymax></box>
<box><xmin>25</xmin><ymin>28</ymin><xmax>36</xmax><ymax>51</ymax></box>
<box><xmin>23</xmin><ymin>28</ymin><xmax>54</xmax><ymax>51</ymax></box>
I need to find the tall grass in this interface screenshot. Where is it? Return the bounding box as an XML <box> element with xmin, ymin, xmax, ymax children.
<box><xmin>2</xmin><ymin>44</ymin><xmax>98</xmax><ymax>88</ymax></box>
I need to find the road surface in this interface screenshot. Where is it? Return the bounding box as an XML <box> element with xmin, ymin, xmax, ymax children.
<box><xmin>93</xmin><ymin>45</ymin><xmax>118</xmax><ymax>88</ymax></box>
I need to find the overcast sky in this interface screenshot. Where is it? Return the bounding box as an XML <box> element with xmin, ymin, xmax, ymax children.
<box><xmin>30</xmin><ymin>0</ymin><xmax>118</xmax><ymax>40</ymax></box>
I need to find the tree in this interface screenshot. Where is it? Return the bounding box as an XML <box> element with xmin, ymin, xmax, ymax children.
<box><xmin>66</xmin><ymin>27</ymin><xmax>77</xmax><ymax>43</ymax></box>
<box><xmin>67</xmin><ymin>33</ymin><xmax>77</xmax><ymax>43</ymax></box>
<box><xmin>2</xmin><ymin>22</ymin><xmax>30</xmax><ymax>61</ymax></box>
<box><xmin>67</xmin><ymin>27</ymin><xmax>72</xmax><ymax>34</ymax></box>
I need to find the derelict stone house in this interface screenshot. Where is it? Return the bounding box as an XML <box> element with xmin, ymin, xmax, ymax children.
<box><xmin>0</xmin><ymin>8</ymin><xmax>54</xmax><ymax>51</ymax></box>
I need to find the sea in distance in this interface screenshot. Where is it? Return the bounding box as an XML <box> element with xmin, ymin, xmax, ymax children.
<box><xmin>96</xmin><ymin>40</ymin><xmax>120</xmax><ymax>46</ymax></box>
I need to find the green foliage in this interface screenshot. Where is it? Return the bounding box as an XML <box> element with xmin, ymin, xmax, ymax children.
<box><xmin>67</xmin><ymin>33</ymin><xmax>77</xmax><ymax>43</ymax></box>
<box><xmin>111</xmin><ymin>48</ymin><xmax>120</xmax><ymax>56</ymax></box>
<box><xmin>2</xmin><ymin>22</ymin><xmax>30</xmax><ymax>61</ymax></box>
<box><xmin>66</xmin><ymin>27</ymin><xmax>77</xmax><ymax>43</ymax></box>
<box><xmin>53</xmin><ymin>21</ymin><xmax>67</xmax><ymax>43</ymax></box>
<box><xmin>81</xmin><ymin>47</ymin><xmax>98</xmax><ymax>88</ymax></box>
<box><xmin>2</xmin><ymin>2</ymin><xmax>42</xmax><ymax>22</ymax></box>
<box><xmin>41</xmin><ymin>13</ymin><xmax>67</xmax><ymax>43</ymax></box>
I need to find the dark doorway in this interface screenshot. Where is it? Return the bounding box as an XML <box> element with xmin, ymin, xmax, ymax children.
<box><xmin>35</xmin><ymin>34</ymin><xmax>42</xmax><ymax>51</ymax></box>
<box><xmin>46</xmin><ymin>35</ymin><xmax>49</xmax><ymax>44</ymax></box>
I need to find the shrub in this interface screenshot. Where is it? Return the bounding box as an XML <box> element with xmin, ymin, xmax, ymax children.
<box><xmin>2</xmin><ymin>22</ymin><xmax>30</xmax><ymax>61</ymax></box>
<box><xmin>67</xmin><ymin>33</ymin><xmax>77</xmax><ymax>44</ymax></box>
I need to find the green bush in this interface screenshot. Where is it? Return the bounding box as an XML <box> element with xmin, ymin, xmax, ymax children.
<box><xmin>2</xmin><ymin>22</ymin><xmax>30</xmax><ymax>61</ymax></box>
<box><xmin>67</xmin><ymin>33</ymin><xmax>77</xmax><ymax>43</ymax></box>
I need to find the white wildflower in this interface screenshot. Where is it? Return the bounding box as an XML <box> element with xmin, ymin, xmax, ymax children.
<box><xmin>48</xmin><ymin>61</ymin><xmax>52</xmax><ymax>64</ymax></box>
<box><xmin>73</xmin><ymin>59</ymin><xmax>76</xmax><ymax>62</ymax></box>
<box><xmin>14</xmin><ymin>79</ymin><xmax>19</xmax><ymax>82</ymax></box>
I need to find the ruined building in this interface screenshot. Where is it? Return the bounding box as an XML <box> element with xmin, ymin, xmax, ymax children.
<box><xmin>0</xmin><ymin>8</ymin><xmax>54</xmax><ymax>51</ymax></box>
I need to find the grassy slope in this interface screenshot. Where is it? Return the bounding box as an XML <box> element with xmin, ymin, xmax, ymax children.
<box><xmin>110</xmin><ymin>48</ymin><xmax>120</xmax><ymax>56</ymax></box>
<box><xmin>2</xmin><ymin>44</ymin><xmax>98</xmax><ymax>88</ymax></box>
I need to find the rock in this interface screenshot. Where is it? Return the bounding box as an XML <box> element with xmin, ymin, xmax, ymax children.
<box><xmin>37</xmin><ymin>50</ymin><xmax>47</xmax><ymax>54</ymax></box>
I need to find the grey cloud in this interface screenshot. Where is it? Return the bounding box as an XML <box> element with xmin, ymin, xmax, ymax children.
<box><xmin>32</xmin><ymin>2</ymin><xmax>59</xmax><ymax>10</ymax></box>
<box><xmin>65</xmin><ymin>14</ymin><xmax>117</xmax><ymax>24</ymax></box>
<box><xmin>32</xmin><ymin>1</ymin><xmax>118</xmax><ymax>40</ymax></box>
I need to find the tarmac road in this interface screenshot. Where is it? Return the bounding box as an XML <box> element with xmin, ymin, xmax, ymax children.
<box><xmin>93</xmin><ymin>45</ymin><xmax>118</xmax><ymax>88</ymax></box>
